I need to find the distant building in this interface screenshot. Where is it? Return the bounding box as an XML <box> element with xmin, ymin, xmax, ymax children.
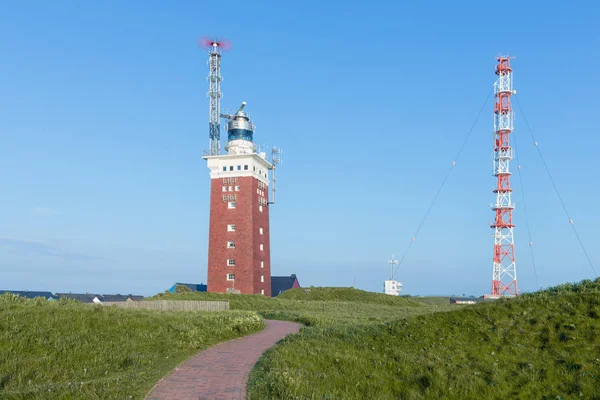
<box><xmin>450</xmin><ymin>297</ymin><xmax>486</xmax><ymax>305</ymax></box>
<box><xmin>55</xmin><ymin>293</ymin><xmax>102</xmax><ymax>303</ymax></box>
<box><xmin>270</xmin><ymin>274</ymin><xmax>300</xmax><ymax>297</ymax></box>
<box><xmin>168</xmin><ymin>283</ymin><xmax>207</xmax><ymax>293</ymax></box>
<box><xmin>101</xmin><ymin>294</ymin><xmax>139</xmax><ymax>302</ymax></box>
<box><xmin>384</xmin><ymin>280</ymin><xmax>402</xmax><ymax>296</ymax></box>
<box><xmin>0</xmin><ymin>290</ymin><xmax>56</xmax><ymax>300</ymax></box>
<box><xmin>55</xmin><ymin>293</ymin><xmax>143</xmax><ymax>303</ymax></box>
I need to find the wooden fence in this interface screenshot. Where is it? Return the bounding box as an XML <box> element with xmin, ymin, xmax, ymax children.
<box><xmin>100</xmin><ymin>300</ymin><xmax>229</xmax><ymax>312</ymax></box>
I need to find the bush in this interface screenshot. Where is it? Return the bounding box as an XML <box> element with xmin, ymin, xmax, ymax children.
<box><xmin>174</xmin><ymin>284</ymin><xmax>193</xmax><ymax>294</ymax></box>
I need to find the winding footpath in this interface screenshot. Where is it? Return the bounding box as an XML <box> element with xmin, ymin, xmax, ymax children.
<box><xmin>146</xmin><ymin>319</ymin><xmax>302</xmax><ymax>400</ymax></box>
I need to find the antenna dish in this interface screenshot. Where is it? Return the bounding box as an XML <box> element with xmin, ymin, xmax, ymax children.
<box><xmin>198</xmin><ymin>36</ymin><xmax>232</xmax><ymax>52</ymax></box>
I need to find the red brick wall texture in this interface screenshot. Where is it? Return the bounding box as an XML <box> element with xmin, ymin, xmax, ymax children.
<box><xmin>207</xmin><ymin>176</ymin><xmax>271</xmax><ymax>296</ymax></box>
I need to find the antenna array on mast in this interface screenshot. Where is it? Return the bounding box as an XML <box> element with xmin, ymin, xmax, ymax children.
<box><xmin>199</xmin><ymin>36</ymin><xmax>232</xmax><ymax>156</ymax></box>
<box><xmin>268</xmin><ymin>146</ymin><xmax>282</xmax><ymax>205</ymax></box>
<box><xmin>388</xmin><ymin>255</ymin><xmax>398</xmax><ymax>281</ymax></box>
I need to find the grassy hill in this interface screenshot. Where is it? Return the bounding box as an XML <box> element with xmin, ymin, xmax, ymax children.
<box><xmin>152</xmin><ymin>288</ymin><xmax>439</xmax><ymax>326</ymax></box>
<box><xmin>0</xmin><ymin>287</ymin><xmax>455</xmax><ymax>399</ymax></box>
<box><xmin>0</xmin><ymin>294</ymin><xmax>263</xmax><ymax>399</ymax></box>
<box><xmin>277</xmin><ymin>287</ymin><xmax>416</xmax><ymax>305</ymax></box>
<box><xmin>248</xmin><ymin>278</ymin><xmax>600</xmax><ymax>399</ymax></box>
<box><xmin>154</xmin><ymin>287</ymin><xmax>418</xmax><ymax>308</ymax></box>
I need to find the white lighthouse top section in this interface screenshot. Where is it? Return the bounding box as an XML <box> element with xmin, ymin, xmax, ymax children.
<box><xmin>206</xmin><ymin>101</ymin><xmax>272</xmax><ymax>183</ymax></box>
<box><xmin>203</xmin><ymin>152</ymin><xmax>272</xmax><ymax>185</ymax></box>
<box><xmin>226</xmin><ymin>139</ymin><xmax>255</xmax><ymax>155</ymax></box>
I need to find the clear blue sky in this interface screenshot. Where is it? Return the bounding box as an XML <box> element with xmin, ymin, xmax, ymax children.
<box><xmin>1</xmin><ymin>1</ymin><xmax>599</xmax><ymax>296</ymax></box>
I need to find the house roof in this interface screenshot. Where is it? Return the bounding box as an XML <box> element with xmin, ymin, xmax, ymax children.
<box><xmin>0</xmin><ymin>290</ymin><xmax>54</xmax><ymax>299</ymax></box>
<box><xmin>55</xmin><ymin>293</ymin><xmax>100</xmax><ymax>303</ymax></box>
<box><xmin>271</xmin><ymin>274</ymin><xmax>298</xmax><ymax>297</ymax></box>
<box><xmin>174</xmin><ymin>283</ymin><xmax>207</xmax><ymax>292</ymax></box>
<box><xmin>101</xmin><ymin>294</ymin><xmax>144</xmax><ymax>302</ymax></box>
<box><xmin>100</xmin><ymin>294</ymin><xmax>131</xmax><ymax>302</ymax></box>
<box><xmin>54</xmin><ymin>293</ymin><xmax>144</xmax><ymax>303</ymax></box>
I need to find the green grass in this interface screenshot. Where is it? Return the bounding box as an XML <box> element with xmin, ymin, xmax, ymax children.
<box><xmin>151</xmin><ymin>288</ymin><xmax>447</xmax><ymax>327</ymax></box>
<box><xmin>12</xmin><ymin>281</ymin><xmax>589</xmax><ymax>400</ymax></box>
<box><xmin>248</xmin><ymin>279</ymin><xmax>600</xmax><ymax>399</ymax></box>
<box><xmin>0</xmin><ymin>294</ymin><xmax>264</xmax><ymax>399</ymax></box>
<box><xmin>153</xmin><ymin>287</ymin><xmax>420</xmax><ymax>308</ymax></box>
<box><xmin>409</xmin><ymin>295</ymin><xmax>452</xmax><ymax>306</ymax></box>
<box><xmin>277</xmin><ymin>287</ymin><xmax>419</xmax><ymax>305</ymax></box>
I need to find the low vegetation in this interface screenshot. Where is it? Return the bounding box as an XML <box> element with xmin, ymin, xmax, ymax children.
<box><xmin>9</xmin><ymin>281</ymin><xmax>594</xmax><ymax>400</ymax></box>
<box><xmin>248</xmin><ymin>279</ymin><xmax>600</xmax><ymax>399</ymax></box>
<box><xmin>277</xmin><ymin>286</ymin><xmax>416</xmax><ymax>305</ymax></box>
<box><xmin>0</xmin><ymin>294</ymin><xmax>263</xmax><ymax>399</ymax></box>
<box><xmin>152</xmin><ymin>287</ymin><xmax>447</xmax><ymax>326</ymax></box>
<box><xmin>154</xmin><ymin>287</ymin><xmax>419</xmax><ymax>308</ymax></box>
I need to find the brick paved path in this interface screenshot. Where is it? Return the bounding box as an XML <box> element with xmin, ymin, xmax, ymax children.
<box><xmin>146</xmin><ymin>319</ymin><xmax>302</xmax><ymax>400</ymax></box>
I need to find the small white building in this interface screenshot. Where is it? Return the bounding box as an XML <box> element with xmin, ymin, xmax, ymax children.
<box><xmin>384</xmin><ymin>279</ymin><xmax>402</xmax><ymax>296</ymax></box>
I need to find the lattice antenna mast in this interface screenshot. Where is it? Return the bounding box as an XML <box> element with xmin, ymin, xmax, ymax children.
<box><xmin>199</xmin><ymin>36</ymin><xmax>232</xmax><ymax>156</ymax></box>
<box><xmin>491</xmin><ymin>56</ymin><xmax>518</xmax><ymax>297</ymax></box>
<box><xmin>268</xmin><ymin>147</ymin><xmax>282</xmax><ymax>205</ymax></box>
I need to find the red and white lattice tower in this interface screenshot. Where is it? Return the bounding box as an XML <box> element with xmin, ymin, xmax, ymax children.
<box><xmin>491</xmin><ymin>56</ymin><xmax>518</xmax><ymax>297</ymax></box>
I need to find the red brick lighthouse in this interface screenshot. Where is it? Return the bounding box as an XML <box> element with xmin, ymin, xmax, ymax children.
<box><xmin>203</xmin><ymin>102</ymin><xmax>273</xmax><ymax>295</ymax></box>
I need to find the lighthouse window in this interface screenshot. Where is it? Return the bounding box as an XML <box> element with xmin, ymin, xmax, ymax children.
<box><xmin>259</xmin><ymin>227</ymin><xmax>263</xmax><ymax>235</ymax></box>
<box><xmin>227</xmin><ymin>273</ymin><xmax>235</xmax><ymax>281</ymax></box>
<box><xmin>253</xmin><ymin>166</ymin><xmax>256</xmax><ymax>171</ymax></box>
<box><xmin>223</xmin><ymin>166</ymin><xmax>226</xmax><ymax>172</ymax></box>
<box><xmin>261</xmin><ymin>275</ymin><xmax>264</xmax><ymax>283</ymax></box>
<box><xmin>222</xmin><ymin>186</ymin><xmax>226</xmax><ymax>192</ymax></box>
<box><xmin>244</xmin><ymin>165</ymin><xmax>248</xmax><ymax>170</ymax></box>
<box><xmin>261</xmin><ymin>289</ymin><xmax>265</xmax><ymax>295</ymax></box>
<box><xmin>227</xmin><ymin>241</ymin><xmax>235</xmax><ymax>248</ymax></box>
<box><xmin>228</xmin><ymin>202</ymin><xmax>236</xmax><ymax>209</ymax></box>
<box><xmin>260</xmin><ymin>244</ymin><xmax>264</xmax><ymax>251</ymax></box>
<box><xmin>227</xmin><ymin>224</ymin><xmax>236</xmax><ymax>232</ymax></box>
<box><xmin>259</xmin><ymin>205</ymin><xmax>263</xmax><ymax>212</ymax></box>
<box><xmin>235</xmin><ymin>186</ymin><xmax>240</xmax><ymax>191</ymax></box>
<box><xmin>237</xmin><ymin>165</ymin><xmax>241</xmax><ymax>171</ymax></box>
<box><xmin>261</xmin><ymin>261</ymin><xmax>264</xmax><ymax>268</ymax></box>
<box><xmin>227</xmin><ymin>259</ymin><xmax>236</xmax><ymax>266</ymax></box>
<box><xmin>229</xmin><ymin>166</ymin><xmax>234</xmax><ymax>171</ymax></box>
